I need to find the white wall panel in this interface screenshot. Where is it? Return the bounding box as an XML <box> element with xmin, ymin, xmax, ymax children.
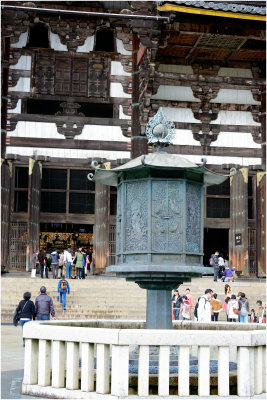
<box><xmin>11</xmin><ymin>32</ymin><xmax>28</xmax><ymax>48</ymax></box>
<box><xmin>111</xmin><ymin>61</ymin><xmax>131</xmax><ymax>76</ymax></box>
<box><xmin>158</xmin><ymin>64</ymin><xmax>194</xmax><ymax>74</ymax></box>
<box><xmin>110</xmin><ymin>82</ymin><xmax>131</xmax><ymax>98</ymax></box>
<box><xmin>50</xmin><ymin>31</ymin><xmax>68</xmax><ymax>51</ymax></box>
<box><xmin>162</xmin><ymin>107</ymin><xmax>199</xmax><ymax>123</ymax></box>
<box><xmin>10</xmin><ymin>55</ymin><xmax>31</xmax><ymax>71</ymax></box>
<box><xmin>119</xmin><ymin>105</ymin><xmax>130</xmax><ymax>120</ymax></box>
<box><xmin>211</xmin><ymin>132</ymin><xmax>261</xmax><ymax>148</ymax></box>
<box><xmin>9</xmin><ymin>77</ymin><xmax>31</xmax><ymax>93</ymax></box>
<box><xmin>78</xmin><ymin>125</ymin><xmax>130</xmax><ymax>141</ymax></box>
<box><xmin>8</xmin><ymin>99</ymin><xmax>21</xmax><ymax>114</ymax></box>
<box><xmin>8</xmin><ymin>122</ymin><xmax>62</xmax><ymax>139</ymax></box>
<box><xmin>152</xmin><ymin>86</ymin><xmax>200</xmax><ymax>102</ymax></box>
<box><xmin>77</xmin><ymin>35</ymin><xmax>94</xmax><ymax>52</ymax></box>
<box><xmin>211</xmin><ymin>111</ymin><xmax>261</xmax><ymax>126</ymax></box>
<box><xmin>172</xmin><ymin>129</ymin><xmax>201</xmax><ymax>146</ymax></box>
<box><xmin>5</xmin><ymin>146</ymin><xmax>130</xmax><ymax>160</ymax></box>
<box><xmin>211</xmin><ymin>89</ymin><xmax>260</xmax><ymax>105</ymax></box>
<box><xmin>218</xmin><ymin>68</ymin><xmax>253</xmax><ymax>78</ymax></box>
<box><xmin>116</xmin><ymin>39</ymin><xmax>131</xmax><ymax>55</ymax></box>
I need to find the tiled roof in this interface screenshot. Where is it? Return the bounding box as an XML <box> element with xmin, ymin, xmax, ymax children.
<box><xmin>159</xmin><ymin>1</ymin><xmax>266</xmax><ymax>15</ymax></box>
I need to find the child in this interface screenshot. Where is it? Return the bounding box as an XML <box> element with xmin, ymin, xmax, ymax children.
<box><xmin>250</xmin><ymin>309</ymin><xmax>256</xmax><ymax>323</ymax></box>
<box><xmin>222</xmin><ymin>266</ymin><xmax>235</xmax><ymax>282</ymax></box>
<box><xmin>181</xmin><ymin>295</ymin><xmax>191</xmax><ymax>320</ymax></box>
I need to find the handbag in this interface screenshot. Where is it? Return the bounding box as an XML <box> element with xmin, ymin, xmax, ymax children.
<box><xmin>13</xmin><ymin>300</ymin><xmax>28</xmax><ymax>327</ymax></box>
<box><xmin>233</xmin><ymin>307</ymin><xmax>239</xmax><ymax>315</ymax></box>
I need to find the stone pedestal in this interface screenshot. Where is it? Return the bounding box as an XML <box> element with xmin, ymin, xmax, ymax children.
<box><xmin>146</xmin><ymin>290</ymin><xmax>172</xmax><ymax>329</ymax></box>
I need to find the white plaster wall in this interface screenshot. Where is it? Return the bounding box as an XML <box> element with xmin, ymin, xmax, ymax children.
<box><xmin>183</xmin><ymin>154</ymin><xmax>261</xmax><ymax>166</ymax></box>
<box><xmin>111</xmin><ymin>61</ymin><xmax>131</xmax><ymax>76</ymax></box>
<box><xmin>218</xmin><ymin>67</ymin><xmax>253</xmax><ymax>78</ymax></box>
<box><xmin>8</xmin><ymin>99</ymin><xmax>21</xmax><ymax>114</ymax></box>
<box><xmin>77</xmin><ymin>35</ymin><xmax>94</xmax><ymax>53</ymax></box>
<box><xmin>110</xmin><ymin>82</ymin><xmax>131</xmax><ymax>98</ymax></box>
<box><xmin>211</xmin><ymin>111</ymin><xmax>261</xmax><ymax>126</ymax></box>
<box><xmin>8</xmin><ymin>122</ymin><xmax>62</xmax><ymax>139</ymax></box>
<box><xmin>116</xmin><ymin>39</ymin><xmax>131</xmax><ymax>55</ymax></box>
<box><xmin>162</xmin><ymin>107</ymin><xmax>199</xmax><ymax>123</ymax></box>
<box><xmin>11</xmin><ymin>31</ymin><xmax>28</xmax><ymax>48</ymax></box>
<box><xmin>77</xmin><ymin>125</ymin><xmax>129</xmax><ymax>141</ymax></box>
<box><xmin>211</xmin><ymin>89</ymin><xmax>260</xmax><ymax>105</ymax></box>
<box><xmin>119</xmin><ymin>105</ymin><xmax>130</xmax><ymax>119</ymax></box>
<box><xmin>158</xmin><ymin>64</ymin><xmax>194</xmax><ymax>74</ymax></box>
<box><xmin>211</xmin><ymin>131</ymin><xmax>261</xmax><ymax>148</ymax></box>
<box><xmin>172</xmin><ymin>129</ymin><xmax>201</xmax><ymax>146</ymax></box>
<box><xmin>50</xmin><ymin>31</ymin><xmax>68</xmax><ymax>51</ymax></box>
<box><xmin>5</xmin><ymin>146</ymin><xmax>130</xmax><ymax>160</ymax></box>
<box><xmin>10</xmin><ymin>55</ymin><xmax>31</xmax><ymax>71</ymax></box>
<box><xmin>9</xmin><ymin>77</ymin><xmax>31</xmax><ymax>92</ymax></box>
<box><xmin>152</xmin><ymin>86</ymin><xmax>200</xmax><ymax>102</ymax></box>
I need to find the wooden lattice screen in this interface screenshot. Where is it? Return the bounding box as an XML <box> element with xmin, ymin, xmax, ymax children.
<box><xmin>9</xmin><ymin>222</ymin><xmax>27</xmax><ymax>269</ymax></box>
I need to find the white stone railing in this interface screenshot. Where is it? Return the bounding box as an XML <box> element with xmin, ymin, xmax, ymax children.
<box><xmin>22</xmin><ymin>320</ymin><xmax>266</xmax><ymax>399</ymax></box>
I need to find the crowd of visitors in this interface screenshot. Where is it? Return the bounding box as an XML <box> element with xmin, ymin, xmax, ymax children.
<box><xmin>172</xmin><ymin>283</ymin><xmax>266</xmax><ymax>324</ymax></box>
<box><xmin>30</xmin><ymin>247</ymin><xmax>93</xmax><ymax>279</ymax></box>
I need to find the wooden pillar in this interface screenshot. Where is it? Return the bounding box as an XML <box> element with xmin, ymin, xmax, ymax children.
<box><xmin>26</xmin><ymin>158</ymin><xmax>41</xmax><ymax>270</ymax></box>
<box><xmin>131</xmin><ymin>33</ymin><xmax>148</xmax><ymax>159</ymax></box>
<box><xmin>256</xmin><ymin>172</ymin><xmax>266</xmax><ymax>277</ymax></box>
<box><xmin>229</xmin><ymin>168</ymin><xmax>248</xmax><ymax>275</ymax></box>
<box><xmin>94</xmin><ymin>182</ymin><xmax>110</xmax><ymax>273</ymax></box>
<box><xmin>1</xmin><ymin>161</ymin><xmax>12</xmax><ymax>271</ymax></box>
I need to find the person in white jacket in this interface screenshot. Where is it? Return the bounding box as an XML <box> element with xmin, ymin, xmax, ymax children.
<box><xmin>64</xmin><ymin>247</ymin><xmax>73</xmax><ymax>279</ymax></box>
<box><xmin>227</xmin><ymin>294</ymin><xmax>239</xmax><ymax>322</ymax></box>
<box><xmin>197</xmin><ymin>289</ymin><xmax>213</xmax><ymax>322</ymax></box>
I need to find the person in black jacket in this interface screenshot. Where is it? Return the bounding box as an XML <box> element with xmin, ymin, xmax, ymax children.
<box><xmin>172</xmin><ymin>289</ymin><xmax>183</xmax><ymax>320</ymax></box>
<box><xmin>16</xmin><ymin>292</ymin><xmax>35</xmax><ymax>346</ymax></box>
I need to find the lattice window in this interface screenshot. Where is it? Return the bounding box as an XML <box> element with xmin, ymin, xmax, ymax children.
<box><xmin>108</xmin><ymin>225</ymin><xmax>116</xmax><ymax>266</ymax></box>
<box><xmin>9</xmin><ymin>223</ymin><xmax>27</xmax><ymax>269</ymax></box>
<box><xmin>248</xmin><ymin>228</ymin><xmax>257</xmax><ymax>275</ymax></box>
<box><xmin>198</xmin><ymin>35</ymin><xmax>244</xmax><ymax>50</ymax></box>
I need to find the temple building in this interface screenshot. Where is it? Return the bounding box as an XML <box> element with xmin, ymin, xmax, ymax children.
<box><xmin>1</xmin><ymin>1</ymin><xmax>266</xmax><ymax>276</ymax></box>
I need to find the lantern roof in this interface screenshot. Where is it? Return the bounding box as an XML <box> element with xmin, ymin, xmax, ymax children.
<box><xmin>90</xmin><ymin>152</ymin><xmax>236</xmax><ymax>187</ymax></box>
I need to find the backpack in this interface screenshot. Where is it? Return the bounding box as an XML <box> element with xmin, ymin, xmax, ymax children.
<box><xmin>61</xmin><ymin>280</ymin><xmax>67</xmax><ymax>290</ymax></box>
<box><xmin>209</xmin><ymin>256</ymin><xmax>215</xmax><ymax>266</ymax></box>
<box><xmin>240</xmin><ymin>300</ymin><xmax>248</xmax><ymax>316</ymax></box>
<box><xmin>194</xmin><ymin>302</ymin><xmax>199</xmax><ymax>318</ymax></box>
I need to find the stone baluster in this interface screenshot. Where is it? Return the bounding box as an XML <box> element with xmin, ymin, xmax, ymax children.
<box><xmin>218</xmin><ymin>346</ymin><xmax>229</xmax><ymax>397</ymax></box>
<box><xmin>66</xmin><ymin>342</ymin><xmax>79</xmax><ymax>390</ymax></box>
<box><xmin>178</xmin><ymin>346</ymin><xmax>190</xmax><ymax>396</ymax></box>
<box><xmin>138</xmin><ymin>345</ymin><xmax>149</xmax><ymax>397</ymax></box>
<box><xmin>111</xmin><ymin>345</ymin><xmax>129</xmax><ymax>396</ymax></box>
<box><xmin>23</xmin><ymin>339</ymin><xmax>39</xmax><ymax>385</ymax></box>
<box><xmin>81</xmin><ymin>343</ymin><xmax>95</xmax><ymax>392</ymax></box>
<box><xmin>52</xmin><ymin>341</ymin><xmax>66</xmax><ymax>388</ymax></box>
<box><xmin>158</xmin><ymin>345</ymin><xmax>170</xmax><ymax>396</ymax></box>
<box><xmin>237</xmin><ymin>346</ymin><xmax>254</xmax><ymax>396</ymax></box>
<box><xmin>263</xmin><ymin>346</ymin><xmax>266</xmax><ymax>393</ymax></box>
<box><xmin>254</xmin><ymin>346</ymin><xmax>263</xmax><ymax>394</ymax></box>
<box><xmin>38</xmin><ymin>340</ymin><xmax>51</xmax><ymax>386</ymax></box>
<box><xmin>96</xmin><ymin>344</ymin><xmax>110</xmax><ymax>394</ymax></box>
<box><xmin>198</xmin><ymin>346</ymin><xmax>210</xmax><ymax>396</ymax></box>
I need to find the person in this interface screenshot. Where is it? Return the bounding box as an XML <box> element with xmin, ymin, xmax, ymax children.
<box><xmin>35</xmin><ymin>286</ymin><xmax>56</xmax><ymax>320</ymax></box>
<box><xmin>30</xmin><ymin>250</ymin><xmax>39</xmax><ymax>278</ymax></box>
<box><xmin>38</xmin><ymin>248</ymin><xmax>48</xmax><ymax>279</ymax></box>
<box><xmin>238</xmin><ymin>293</ymin><xmax>249</xmax><ymax>323</ymax></box>
<box><xmin>224</xmin><ymin>296</ymin><xmax>231</xmax><ymax>321</ymax></box>
<box><xmin>210</xmin><ymin>251</ymin><xmax>219</xmax><ymax>282</ymax></box>
<box><xmin>222</xmin><ymin>265</ymin><xmax>235</xmax><ymax>282</ymax></box>
<box><xmin>50</xmin><ymin>249</ymin><xmax>60</xmax><ymax>279</ymax></box>
<box><xmin>185</xmin><ymin>288</ymin><xmax>194</xmax><ymax>318</ymax></box>
<box><xmin>58</xmin><ymin>251</ymin><xmax>64</xmax><ymax>278</ymax></box>
<box><xmin>210</xmin><ymin>293</ymin><xmax>223</xmax><ymax>321</ymax></box>
<box><xmin>74</xmin><ymin>247</ymin><xmax>84</xmax><ymax>279</ymax></box>
<box><xmin>250</xmin><ymin>309</ymin><xmax>256</xmax><ymax>323</ymax></box>
<box><xmin>181</xmin><ymin>296</ymin><xmax>191</xmax><ymax>320</ymax></box>
<box><xmin>218</xmin><ymin>254</ymin><xmax>225</xmax><ymax>279</ymax></box>
<box><xmin>197</xmin><ymin>289</ymin><xmax>213</xmax><ymax>322</ymax></box>
<box><xmin>255</xmin><ymin>300</ymin><xmax>265</xmax><ymax>323</ymax></box>
<box><xmin>82</xmin><ymin>249</ymin><xmax>87</xmax><ymax>279</ymax></box>
<box><xmin>64</xmin><ymin>247</ymin><xmax>73</xmax><ymax>279</ymax></box>
<box><xmin>172</xmin><ymin>289</ymin><xmax>182</xmax><ymax>320</ymax></box>
<box><xmin>224</xmin><ymin>284</ymin><xmax>232</xmax><ymax>297</ymax></box>
<box><xmin>58</xmin><ymin>274</ymin><xmax>70</xmax><ymax>310</ymax></box>
<box><xmin>15</xmin><ymin>292</ymin><xmax>35</xmax><ymax>346</ymax></box>
<box><xmin>227</xmin><ymin>294</ymin><xmax>239</xmax><ymax>322</ymax></box>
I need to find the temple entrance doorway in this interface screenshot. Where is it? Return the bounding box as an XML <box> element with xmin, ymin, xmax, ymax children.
<box><xmin>204</xmin><ymin>228</ymin><xmax>229</xmax><ymax>266</ymax></box>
